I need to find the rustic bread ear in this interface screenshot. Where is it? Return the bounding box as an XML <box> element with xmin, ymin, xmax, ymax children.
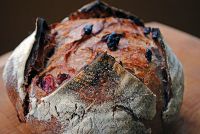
<box><xmin>64</xmin><ymin>1</ymin><xmax>144</xmax><ymax>26</ymax></box>
<box><xmin>144</xmin><ymin>28</ymin><xmax>184</xmax><ymax>123</ymax></box>
<box><xmin>24</xmin><ymin>18</ymin><xmax>49</xmax><ymax>86</ymax></box>
<box><xmin>157</xmin><ymin>32</ymin><xmax>184</xmax><ymax>123</ymax></box>
<box><xmin>2</xmin><ymin>18</ymin><xmax>49</xmax><ymax>121</ymax></box>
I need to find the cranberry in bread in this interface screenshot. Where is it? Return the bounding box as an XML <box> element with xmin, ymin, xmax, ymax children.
<box><xmin>3</xmin><ymin>1</ymin><xmax>184</xmax><ymax>134</ymax></box>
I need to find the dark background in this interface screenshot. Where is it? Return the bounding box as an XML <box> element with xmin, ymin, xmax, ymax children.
<box><xmin>0</xmin><ymin>0</ymin><xmax>200</xmax><ymax>55</ymax></box>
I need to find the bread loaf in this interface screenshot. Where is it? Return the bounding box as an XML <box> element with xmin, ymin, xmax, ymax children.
<box><xmin>3</xmin><ymin>1</ymin><xmax>184</xmax><ymax>133</ymax></box>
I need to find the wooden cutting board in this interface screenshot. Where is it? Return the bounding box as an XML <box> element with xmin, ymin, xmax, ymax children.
<box><xmin>0</xmin><ymin>22</ymin><xmax>200</xmax><ymax>134</ymax></box>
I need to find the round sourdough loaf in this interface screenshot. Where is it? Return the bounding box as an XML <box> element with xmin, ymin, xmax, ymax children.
<box><xmin>3</xmin><ymin>1</ymin><xmax>184</xmax><ymax>134</ymax></box>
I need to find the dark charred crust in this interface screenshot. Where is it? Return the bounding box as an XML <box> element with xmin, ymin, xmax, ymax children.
<box><xmin>60</xmin><ymin>53</ymin><xmax>118</xmax><ymax>103</ymax></box>
<box><xmin>76</xmin><ymin>52</ymin><xmax>115</xmax><ymax>88</ymax></box>
<box><xmin>119</xmin><ymin>61</ymin><xmax>123</xmax><ymax>66</ymax></box>
<box><xmin>24</xmin><ymin>18</ymin><xmax>51</xmax><ymax>86</ymax></box>
<box><xmin>153</xmin><ymin>28</ymin><xmax>173</xmax><ymax>111</ymax></box>
<box><xmin>23</xmin><ymin>93</ymin><xmax>30</xmax><ymax>116</ymax></box>
<box><xmin>69</xmin><ymin>1</ymin><xmax>144</xmax><ymax>27</ymax></box>
<box><xmin>82</xmin><ymin>53</ymin><xmax>116</xmax><ymax>82</ymax></box>
<box><xmin>162</xmin><ymin>68</ymin><xmax>172</xmax><ymax>109</ymax></box>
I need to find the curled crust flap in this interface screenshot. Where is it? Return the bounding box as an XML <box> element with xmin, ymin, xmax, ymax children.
<box><xmin>24</xmin><ymin>18</ymin><xmax>49</xmax><ymax>86</ymax></box>
<box><xmin>2</xmin><ymin>18</ymin><xmax>48</xmax><ymax>121</ymax></box>
<box><xmin>31</xmin><ymin>52</ymin><xmax>156</xmax><ymax>129</ymax></box>
<box><xmin>2</xmin><ymin>31</ymin><xmax>35</xmax><ymax>121</ymax></box>
<box><xmin>160</xmin><ymin>37</ymin><xmax>184</xmax><ymax>122</ymax></box>
<box><xmin>64</xmin><ymin>1</ymin><xmax>144</xmax><ymax>26</ymax></box>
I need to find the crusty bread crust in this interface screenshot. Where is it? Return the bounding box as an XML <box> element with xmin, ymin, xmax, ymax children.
<box><xmin>3</xmin><ymin>1</ymin><xmax>184</xmax><ymax>134</ymax></box>
<box><xmin>3</xmin><ymin>30</ymin><xmax>36</xmax><ymax>121</ymax></box>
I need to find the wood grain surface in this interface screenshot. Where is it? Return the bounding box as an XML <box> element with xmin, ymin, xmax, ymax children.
<box><xmin>0</xmin><ymin>22</ymin><xmax>200</xmax><ymax>134</ymax></box>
